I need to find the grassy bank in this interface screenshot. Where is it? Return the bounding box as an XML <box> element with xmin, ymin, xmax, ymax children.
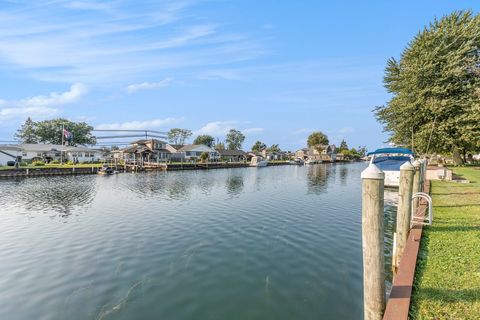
<box><xmin>410</xmin><ymin>167</ymin><xmax>480</xmax><ymax>319</ymax></box>
<box><xmin>0</xmin><ymin>163</ymin><xmax>104</xmax><ymax>170</ymax></box>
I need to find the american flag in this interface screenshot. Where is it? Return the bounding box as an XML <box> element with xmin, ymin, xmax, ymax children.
<box><xmin>63</xmin><ymin>128</ymin><xmax>73</xmax><ymax>142</ymax></box>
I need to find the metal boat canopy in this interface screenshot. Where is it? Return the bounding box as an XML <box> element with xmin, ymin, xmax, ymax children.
<box><xmin>367</xmin><ymin>147</ymin><xmax>414</xmax><ymax>156</ymax></box>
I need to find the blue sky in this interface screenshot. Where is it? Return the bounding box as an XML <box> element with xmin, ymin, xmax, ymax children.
<box><xmin>0</xmin><ymin>1</ymin><xmax>478</xmax><ymax>151</ymax></box>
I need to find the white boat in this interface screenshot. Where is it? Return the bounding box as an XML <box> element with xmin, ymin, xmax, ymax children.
<box><xmin>304</xmin><ymin>158</ymin><xmax>320</xmax><ymax>165</ymax></box>
<box><xmin>289</xmin><ymin>158</ymin><xmax>304</xmax><ymax>165</ymax></box>
<box><xmin>250</xmin><ymin>156</ymin><xmax>268</xmax><ymax>167</ymax></box>
<box><xmin>368</xmin><ymin>147</ymin><xmax>414</xmax><ymax>188</ymax></box>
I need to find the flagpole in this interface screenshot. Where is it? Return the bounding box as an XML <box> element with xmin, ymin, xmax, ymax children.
<box><xmin>61</xmin><ymin>124</ymin><xmax>64</xmax><ymax>165</ymax></box>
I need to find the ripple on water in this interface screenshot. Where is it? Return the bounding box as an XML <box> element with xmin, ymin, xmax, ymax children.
<box><xmin>0</xmin><ymin>163</ymin><xmax>397</xmax><ymax>320</ymax></box>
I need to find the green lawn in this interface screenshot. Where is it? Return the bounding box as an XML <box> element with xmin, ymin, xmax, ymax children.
<box><xmin>410</xmin><ymin>167</ymin><xmax>480</xmax><ymax>319</ymax></box>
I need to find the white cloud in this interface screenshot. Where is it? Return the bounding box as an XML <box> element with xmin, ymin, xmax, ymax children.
<box><xmin>126</xmin><ymin>78</ymin><xmax>173</xmax><ymax>93</ymax></box>
<box><xmin>195</xmin><ymin>121</ymin><xmax>264</xmax><ymax>136</ymax></box>
<box><xmin>96</xmin><ymin>117</ymin><xmax>182</xmax><ymax>130</ymax></box>
<box><xmin>0</xmin><ymin>83</ymin><xmax>87</xmax><ymax>122</ymax></box>
<box><xmin>0</xmin><ymin>107</ymin><xmax>59</xmax><ymax>121</ymax></box>
<box><xmin>66</xmin><ymin>1</ymin><xmax>113</xmax><ymax>11</ymax></box>
<box><xmin>0</xmin><ymin>2</ymin><xmax>263</xmax><ymax>83</ymax></box>
<box><xmin>195</xmin><ymin>121</ymin><xmax>236</xmax><ymax>136</ymax></box>
<box><xmin>15</xmin><ymin>83</ymin><xmax>88</xmax><ymax>108</ymax></box>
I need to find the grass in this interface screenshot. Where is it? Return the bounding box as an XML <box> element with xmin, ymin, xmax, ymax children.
<box><xmin>0</xmin><ymin>163</ymin><xmax>104</xmax><ymax>170</ymax></box>
<box><xmin>410</xmin><ymin>167</ymin><xmax>480</xmax><ymax>319</ymax></box>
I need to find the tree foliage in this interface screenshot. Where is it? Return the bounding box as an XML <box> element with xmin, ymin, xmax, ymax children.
<box><xmin>374</xmin><ymin>11</ymin><xmax>480</xmax><ymax>163</ymax></box>
<box><xmin>193</xmin><ymin>135</ymin><xmax>215</xmax><ymax>147</ymax></box>
<box><xmin>215</xmin><ymin>141</ymin><xmax>225</xmax><ymax>150</ymax></box>
<box><xmin>307</xmin><ymin>131</ymin><xmax>329</xmax><ymax>148</ymax></box>
<box><xmin>15</xmin><ymin>117</ymin><xmax>38</xmax><ymax>143</ymax></box>
<box><xmin>251</xmin><ymin>140</ymin><xmax>266</xmax><ymax>152</ymax></box>
<box><xmin>15</xmin><ymin>118</ymin><xmax>96</xmax><ymax>145</ymax></box>
<box><xmin>267</xmin><ymin>144</ymin><xmax>281</xmax><ymax>153</ymax></box>
<box><xmin>168</xmin><ymin>128</ymin><xmax>192</xmax><ymax>145</ymax></box>
<box><xmin>225</xmin><ymin>129</ymin><xmax>245</xmax><ymax>150</ymax></box>
<box><xmin>339</xmin><ymin>139</ymin><xmax>348</xmax><ymax>152</ymax></box>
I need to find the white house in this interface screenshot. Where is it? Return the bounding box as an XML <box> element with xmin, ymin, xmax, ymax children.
<box><xmin>0</xmin><ymin>145</ymin><xmax>22</xmax><ymax>166</ymax></box>
<box><xmin>0</xmin><ymin>143</ymin><xmax>104</xmax><ymax>165</ymax></box>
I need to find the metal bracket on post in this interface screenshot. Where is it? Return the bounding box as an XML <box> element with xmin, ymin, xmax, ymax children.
<box><xmin>411</xmin><ymin>192</ymin><xmax>433</xmax><ymax>226</ymax></box>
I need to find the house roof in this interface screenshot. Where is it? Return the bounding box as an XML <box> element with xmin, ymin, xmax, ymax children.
<box><xmin>132</xmin><ymin>138</ymin><xmax>167</xmax><ymax>145</ymax></box>
<box><xmin>168</xmin><ymin>144</ymin><xmax>184</xmax><ymax>151</ymax></box>
<box><xmin>12</xmin><ymin>143</ymin><xmax>101</xmax><ymax>153</ymax></box>
<box><xmin>0</xmin><ymin>144</ymin><xmax>22</xmax><ymax>151</ymax></box>
<box><xmin>178</xmin><ymin>144</ymin><xmax>217</xmax><ymax>152</ymax></box>
<box><xmin>217</xmin><ymin>149</ymin><xmax>247</xmax><ymax>156</ymax></box>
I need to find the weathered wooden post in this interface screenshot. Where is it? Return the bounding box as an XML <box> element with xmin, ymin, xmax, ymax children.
<box><xmin>412</xmin><ymin>160</ymin><xmax>421</xmax><ymax>211</ymax></box>
<box><xmin>393</xmin><ymin>161</ymin><xmax>414</xmax><ymax>271</ymax></box>
<box><xmin>361</xmin><ymin>164</ymin><xmax>385</xmax><ymax>320</ymax></box>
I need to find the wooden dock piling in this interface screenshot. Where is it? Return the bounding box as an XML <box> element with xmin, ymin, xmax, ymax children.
<box><xmin>412</xmin><ymin>160</ymin><xmax>421</xmax><ymax>211</ymax></box>
<box><xmin>361</xmin><ymin>164</ymin><xmax>386</xmax><ymax>320</ymax></box>
<box><xmin>393</xmin><ymin>161</ymin><xmax>414</xmax><ymax>272</ymax></box>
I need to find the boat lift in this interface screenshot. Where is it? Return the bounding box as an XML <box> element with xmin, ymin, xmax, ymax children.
<box><xmin>411</xmin><ymin>192</ymin><xmax>433</xmax><ymax>226</ymax></box>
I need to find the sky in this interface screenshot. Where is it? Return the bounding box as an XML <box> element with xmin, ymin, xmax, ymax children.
<box><xmin>0</xmin><ymin>0</ymin><xmax>479</xmax><ymax>151</ymax></box>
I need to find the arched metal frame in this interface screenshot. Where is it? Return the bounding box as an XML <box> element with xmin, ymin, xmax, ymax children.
<box><xmin>411</xmin><ymin>192</ymin><xmax>433</xmax><ymax>226</ymax></box>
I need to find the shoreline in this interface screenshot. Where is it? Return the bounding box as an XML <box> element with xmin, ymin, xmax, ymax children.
<box><xmin>0</xmin><ymin>160</ymin><xmax>359</xmax><ymax>179</ymax></box>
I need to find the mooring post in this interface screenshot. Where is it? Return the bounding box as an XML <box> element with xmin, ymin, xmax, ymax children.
<box><xmin>393</xmin><ymin>161</ymin><xmax>414</xmax><ymax>272</ymax></box>
<box><xmin>412</xmin><ymin>160</ymin><xmax>421</xmax><ymax>211</ymax></box>
<box><xmin>361</xmin><ymin>164</ymin><xmax>385</xmax><ymax>320</ymax></box>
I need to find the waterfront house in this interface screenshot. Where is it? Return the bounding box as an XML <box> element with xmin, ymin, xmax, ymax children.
<box><xmin>114</xmin><ymin>139</ymin><xmax>170</xmax><ymax>163</ymax></box>
<box><xmin>166</xmin><ymin>144</ymin><xmax>220</xmax><ymax>161</ymax></box>
<box><xmin>0</xmin><ymin>143</ymin><xmax>104</xmax><ymax>164</ymax></box>
<box><xmin>295</xmin><ymin>145</ymin><xmax>337</xmax><ymax>162</ymax></box>
<box><xmin>0</xmin><ymin>145</ymin><xmax>22</xmax><ymax>165</ymax></box>
<box><xmin>217</xmin><ymin>149</ymin><xmax>247</xmax><ymax>162</ymax></box>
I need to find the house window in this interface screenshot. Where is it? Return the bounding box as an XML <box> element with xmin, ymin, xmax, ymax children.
<box><xmin>36</xmin><ymin>152</ymin><xmax>42</xmax><ymax>157</ymax></box>
<box><xmin>22</xmin><ymin>152</ymin><xmax>27</xmax><ymax>156</ymax></box>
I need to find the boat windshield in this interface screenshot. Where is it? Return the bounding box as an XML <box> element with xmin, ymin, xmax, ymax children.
<box><xmin>372</xmin><ymin>156</ymin><xmax>410</xmax><ymax>171</ymax></box>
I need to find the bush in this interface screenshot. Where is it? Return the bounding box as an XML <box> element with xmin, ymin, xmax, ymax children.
<box><xmin>66</xmin><ymin>160</ymin><xmax>75</xmax><ymax>165</ymax></box>
<box><xmin>199</xmin><ymin>152</ymin><xmax>209</xmax><ymax>162</ymax></box>
<box><xmin>32</xmin><ymin>160</ymin><xmax>45</xmax><ymax>166</ymax></box>
<box><xmin>50</xmin><ymin>160</ymin><xmax>60</xmax><ymax>164</ymax></box>
<box><xmin>20</xmin><ymin>162</ymin><xmax>28</xmax><ymax>167</ymax></box>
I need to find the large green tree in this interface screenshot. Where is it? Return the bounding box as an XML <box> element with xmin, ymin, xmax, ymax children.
<box><xmin>15</xmin><ymin>118</ymin><xmax>96</xmax><ymax>145</ymax></box>
<box><xmin>167</xmin><ymin>128</ymin><xmax>192</xmax><ymax>145</ymax></box>
<box><xmin>267</xmin><ymin>144</ymin><xmax>281</xmax><ymax>153</ymax></box>
<box><xmin>15</xmin><ymin>117</ymin><xmax>38</xmax><ymax>143</ymax></box>
<box><xmin>225</xmin><ymin>129</ymin><xmax>245</xmax><ymax>150</ymax></box>
<box><xmin>251</xmin><ymin>140</ymin><xmax>266</xmax><ymax>152</ymax></box>
<box><xmin>339</xmin><ymin>139</ymin><xmax>348</xmax><ymax>152</ymax></box>
<box><xmin>374</xmin><ymin>11</ymin><xmax>480</xmax><ymax>164</ymax></box>
<box><xmin>307</xmin><ymin>131</ymin><xmax>329</xmax><ymax>147</ymax></box>
<box><xmin>193</xmin><ymin>135</ymin><xmax>215</xmax><ymax>147</ymax></box>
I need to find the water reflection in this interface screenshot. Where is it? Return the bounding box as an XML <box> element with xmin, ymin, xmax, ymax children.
<box><xmin>226</xmin><ymin>174</ymin><xmax>244</xmax><ymax>196</ymax></box>
<box><xmin>306</xmin><ymin>164</ymin><xmax>330</xmax><ymax>194</ymax></box>
<box><xmin>339</xmin><ymin>165</ymin><xmax>348</xmax><ymax>185</ymax></box>
<box><xmin>0</xmin><ymin>176</ymin><xmax>95</xmax><ymax>217</ymax></box>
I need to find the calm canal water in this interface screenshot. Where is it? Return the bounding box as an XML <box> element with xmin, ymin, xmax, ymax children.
<box><xmin>0</xmin><ymin>163</ymin><xmax>397</xmax><ymax>320</ymax></box>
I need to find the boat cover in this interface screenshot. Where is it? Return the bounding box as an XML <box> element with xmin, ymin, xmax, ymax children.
<box><xmin>372</xmin><ymin>156</ymin><xmax>411</xmax><ymax>171</ymax></box>
<box><xmin>367</xmin><ymin>147</ymin><xmax>414</xmax><ymax>156</ymax></box>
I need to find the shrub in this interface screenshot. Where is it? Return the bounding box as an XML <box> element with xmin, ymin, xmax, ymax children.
<box><xmin>32</xmin><ymin>160</ymin><xmax>45</xmax><ymax>166</ymax></box>
<box><xmin>66</xmin><ymin>160</ymin><xmax>75</xmax><ymax>165</ymax></box>
<box><xmin>199</xmin><ymin>152</ymin><xmax>209</xmax><ymax>162</ymax></box>
<box><xmin>50</xmin><ymin>160</ymin><xmax>60</xmax><ymax>164</ymax></box>
<box><xmin>20</xmin><ymin>162</ymin><xmax>28</xmax><ymax>167</ymax></box>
